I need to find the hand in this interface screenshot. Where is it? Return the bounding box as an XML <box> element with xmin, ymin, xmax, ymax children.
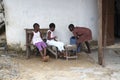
<box><xmin>76</xmin><ymin>34</ymin><xmax>83</xmax><ymax>39</ymax></box>
<box><xmin>53</xmin><ymin>36</ymin><xmax>57</xmax><ymax>39</ymax></box>
<box><xmin>77</xmin><ymin>36</ymin><xmax>80</xmax><ymax>39</ymax></box>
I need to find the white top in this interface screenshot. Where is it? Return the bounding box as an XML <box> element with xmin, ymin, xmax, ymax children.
<box><xmin>46</xmin><ymin>30</ymin><xmax>55</xmax><ymax>41</ymax></box>
<box><xmin>32</xmin><ymin>31</ymin><xmax>43</xmax><ymax>45</ymax></box>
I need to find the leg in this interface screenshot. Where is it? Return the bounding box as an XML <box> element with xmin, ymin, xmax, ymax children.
<box><xmin>58</xmin><ymin>51</ymin><xmax>64</xmax><ymax>58</ymax></box>
<box><xmin>35</xmin><ymin>42</ymin><xmax>49</xmax><ymax>62</ymax></box>
<box><xmin>43</xmin><ymin>48</ymin><xmax>46</xmax><ymax>56</ymax></box>
<box><xmin>47</xmin><ymin>40</ymin><xmax>65</xmax><ymax>52</ymax></box>
<box><xmin>85</xmin><ymin>41</ymin><xmax>91</xmax><ymax>53</ymax></box>
<box><xmin>39</xmin><ymin>49</ymin><xmax>49</xmax><ymax>62</ymax></box>
<box><xmin>61</xmin><ymin>50</ymin><xmax>66</xmax><ymax>57</ymax></box>
<box><xmin>35</xmin><ymin>42</ymin><xmax>43</xmax><ymax>57</ymax></box>
<box><xmin>43</xmin><ymin>47</ymin><xmax>49</xmax><ymax>62</ymax></box>
<box><xmin>39</xmin><ymin>50</ymin><xmax>44</xmax><ymax>57</ymax></box>
<box><xmin>35</xmin><ymin>42</ymin><xmax>46</xmax><ymax>57</ymax></box>
<box><xmin>77</xmin><ymin>43</ymin><xmax>81</xmax><ymax>53</ymax></box>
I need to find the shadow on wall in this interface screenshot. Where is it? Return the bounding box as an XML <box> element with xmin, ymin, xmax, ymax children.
<box><xmin>0</xmin><ymin>21</ymin><xmax>5</xmax><ymax>35</ymax></box>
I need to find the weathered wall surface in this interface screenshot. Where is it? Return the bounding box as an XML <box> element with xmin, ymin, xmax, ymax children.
<box><xmin>3</xmin><ymin>0</ymin><xmax>98</xmax><ymax>50</ymax></box>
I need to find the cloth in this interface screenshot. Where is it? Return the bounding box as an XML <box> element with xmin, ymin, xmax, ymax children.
<box><xmin>32</xmin><ymin>31</ymin><xmax>43</xmax><ymax>45</ymax></box>
<box><xmin>47</xmin><ymin>40</ymin><xmax>64</xmax><ymax>51</ymax></box>
<box><xmin>72</xmin><ymin>27</ymin><xmax>92</xmax><ymax>44</ymax></box>
<box><xmin>46</xmin><ymin>30</ymin><xmax>65</xmax><ymax>51</ymax></box>
<box><xmin>32</xmin><ymin>31</ymin><xmax>47</xmax><ymax>51</ymax></box>
<box><xmin>35</xmin><ymin>42</ymin><xmax>47</xmax><ymax>51</ymax></box>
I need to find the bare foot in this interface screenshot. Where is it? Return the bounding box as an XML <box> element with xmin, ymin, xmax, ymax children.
<box><xmin>42</xmin><ymin>56</ymin><xmax>49</xmax><ymax>62</ymax></box>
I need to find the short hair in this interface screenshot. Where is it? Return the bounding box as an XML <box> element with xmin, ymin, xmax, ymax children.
<box><xmin>49</xmin><ymin>23</ymin><xmax>55</xmax><ymax>28</ymax></box>
<box><xmin>33</xmin><ymin>23</ymin><xmax>39</xmax><ymax>28</ymax></box>
<box><xmin>68</xmin><ymin>24</ymin><xmax>74</xmax><ymax>29</ymax></box>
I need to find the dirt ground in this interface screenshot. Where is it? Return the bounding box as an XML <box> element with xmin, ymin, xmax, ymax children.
<box><xmin>0</xmin><ymin>47</ymin><xmax>120</xmax><ymax>80</ymax></box>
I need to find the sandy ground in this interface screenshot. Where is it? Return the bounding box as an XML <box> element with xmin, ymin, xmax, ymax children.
<box><xmin>0</xmin><ymin>48</ymin><xmax>120</xmax><ymax>80</ymax></box>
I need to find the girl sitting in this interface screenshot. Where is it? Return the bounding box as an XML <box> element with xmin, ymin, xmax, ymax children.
<box><xmin>30</xmin><ymin>23</ymin><xmax>49</xmax><ymax>62</ymax></box>
<box><xmin>46</xmin><ymin>23</ymin><xmax>65</xmax><ymax>58</ymax></box>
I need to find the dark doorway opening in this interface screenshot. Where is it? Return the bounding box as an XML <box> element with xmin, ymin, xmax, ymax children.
<box><xmin>114</xmin><ymin>0</ymin><xmax>120</xmax><ymax>43</ymax></box>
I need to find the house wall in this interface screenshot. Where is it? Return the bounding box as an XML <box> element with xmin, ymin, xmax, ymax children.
<box><xmin>3</xmin><ymin>0</ymin><xmax>98</xmax><ymax>50</ymax></box>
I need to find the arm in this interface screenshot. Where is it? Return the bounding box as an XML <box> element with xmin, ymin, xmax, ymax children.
<box><xmin>39</xmin><ymin>31</ymin><xmax>43</xmax><ymax>39</ymax></box>
<box><xmin>73</xmin><ymin>31</ymin><xmax>83</xmax><ymax>39</ymax></box>
<box><xmin>76</xmin><ymin>32</ymin><xmax>83</xmax><ymax>39</ymax></box>
<box><xmin>47</xmin><ymin>31</ymin><xmax>56</xmax><ymax>40</ymax></box>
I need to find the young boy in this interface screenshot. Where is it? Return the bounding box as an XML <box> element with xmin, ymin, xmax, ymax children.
<box><xmin>68</xmin><ymin>24</ymin><xmax>92</xmax><ymax>53</ymax></box>
<box><xmin>30</xmin><ymin>23</ymin><xmax>49</xmax><ymax>62</ymax></box>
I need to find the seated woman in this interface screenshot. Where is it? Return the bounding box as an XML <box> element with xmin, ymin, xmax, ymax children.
<box><xmin>46</xmin><ymin>23</ymin><xmax>65</xmax><ymax>57</ymax></box>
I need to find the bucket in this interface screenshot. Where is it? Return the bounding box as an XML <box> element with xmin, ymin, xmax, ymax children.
<box><xmin>70</xmin><ymin>36</ymin><xmax>76</xmax><ymax>44</ymax></box>
<box><xmin>70</xmin><ymin>36</ymin><xmax>81</xmax><ymax>53</ymax></box>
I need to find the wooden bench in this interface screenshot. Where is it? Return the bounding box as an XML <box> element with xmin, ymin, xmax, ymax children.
<box><xmin>25</xmin><ymin>28</ymin><xmax>58</xmax><ymax>59</ymax></box>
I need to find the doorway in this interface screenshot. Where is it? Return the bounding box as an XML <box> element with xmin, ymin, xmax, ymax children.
<box><xmin>103</xmin><ymin>0</ymin><xmax>120</xmax><ymax>45</ymax></box>
<box><xmin>114</xmin><ymin>0</ymin><xmax>120</xmax><ymax>44</ymax></box>
<box><xmin>102</xmin><ymin>0</ymin><xmax>114</xmax><ymax>46</ymax></box>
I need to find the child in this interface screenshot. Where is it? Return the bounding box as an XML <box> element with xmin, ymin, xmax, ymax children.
<box><xmin>68</xmin><ymin>24</ymin><xmax>92</xmax><ymax>53</ymax></box>
<box><xmin>46</xmin><ymin>23</ymin><xmax>65</xmax><ymax>57</ymax></box>
<box><xmin>30</xmin><ymin>23</ymin><xmax>49</xmax><ymax>62</ymax></box>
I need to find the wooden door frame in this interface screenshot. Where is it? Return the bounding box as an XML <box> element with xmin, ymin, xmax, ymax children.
<box><xmin>98</xmin><ymin>0</ymin><xmax>104</xmax><ymax>66</ymax></box>
<box><xmin>98</xmin><ymin>0</ymin><xmax>114</xmax><ymax>66</ymax></box>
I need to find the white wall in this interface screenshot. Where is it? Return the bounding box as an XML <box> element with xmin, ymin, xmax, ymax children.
<box><xmin>4</xmin><ymin>0</ymin><xmax>98</xmax><ymax>50</ymax></box>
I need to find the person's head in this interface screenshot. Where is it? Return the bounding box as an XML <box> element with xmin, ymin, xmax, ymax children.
<box><xmin>33</xmin><ymin>23</ymin><xmax>40</xmax><ymax>31</ymax></box>
<box><xmin>49</xmin><ymin>23</ymin><xmax>55</xmax><ymax>31</ymax></box>
<box><xmin>68</xmin><ymin>24</ymin><xmax>75</xmax><ymax>32</ymax></box>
